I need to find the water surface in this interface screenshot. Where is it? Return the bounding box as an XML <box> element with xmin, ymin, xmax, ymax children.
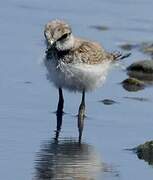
<box><xmin>1</xmin><ymin>0</ymin><xmax>153</xmax><ymax>179</ymax></box>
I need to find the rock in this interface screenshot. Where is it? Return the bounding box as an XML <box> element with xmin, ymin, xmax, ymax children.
<box><xmin>119</xmin><ymin>41</ymin><xmax>153</xmax><ymax>58</ymax></box>
<box><xmin>139</xmin><ymin>42</ymin><xmax>153</xmax><ymax>56</ymax></box>
<box><xmin>119</xmin><ymin>41</ymin><xmax>153</xmax><ymax>56</ymax></box>
<box><xmin>127</xmin><ymin>60</ymin><xmax>153</xmax><ymax>73</ymax></box>
<box><xmin>99</xmin><ymin>99</ymin><xmax>118</xmax><ymax>105</ymax></box>
<box><xmin>135</xmin><ymin>141</ymin><xmax>153</xmax><ymax>165</ymax></box>
<box><xmin>121</xmin><ymin>78</ymin><xmax>145</xmax><ymax>92</ymax></box>
<box><xmin>119</xmin><ymin>43</ymin><xmax>137</xmax><ymax>51</ymax></box>
<box><xmin>127</xmin><ymin>60</ymin><xmax>153</xmax><ymax>81</ymax></box>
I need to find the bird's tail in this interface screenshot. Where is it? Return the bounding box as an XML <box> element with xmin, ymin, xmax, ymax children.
<box><xmin>111</xmin><ymin>51</ymin><xmax>131</xmax><ymax>61</ymax></box>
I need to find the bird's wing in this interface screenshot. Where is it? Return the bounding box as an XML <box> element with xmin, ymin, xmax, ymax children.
<box><xmin>74</xmin><ymin>41</ymin><xmax>114</xmax><ymax>65</ymax></box>
<box><xmin>74</xmin><ymin>40</ymin><xmax>131</xmax><ymax>65</ymax></box>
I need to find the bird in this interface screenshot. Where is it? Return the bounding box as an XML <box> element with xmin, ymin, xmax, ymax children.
<box><xmin>43</xmin><ymin>19</ymin><xmax>130</xmax><ymax>141</ymax></box>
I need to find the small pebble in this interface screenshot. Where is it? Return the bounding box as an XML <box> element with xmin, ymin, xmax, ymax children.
<box><xmin>90</xmin><ymin>25</ymin><xmax>109</xmax><ymax>31</ymax></box>
<box><xmin>127</xmin><ymin>60</ymin><xmax>153</xmax><ymax>81</ymax></box>
<box><xmin>24</xmin><ymin>81</ymin><xmax>32</xmax><ymax>84</ymax></box>
<box><xmin>99</xmin><ymin>99</ymin><xmax>118</xmax><ymax>105</ymax></box>
<box><xmin>127</xmin><ymin>60</ymin><xmax>153</xmax><ymax>74</ymax></box>
<box><xmin>119</xmin><ymin>43</ymin><xmax>137</xmax><ymax>51</ymax></box>
<box><xmin>121</xmin><ymin>78</ymin><xmax>145</xmax><ymax>92</ymax></box>
<box><xmin>139</xmin><ymin>42</ymin><xmax>153</xmax><ymax>55</ymax></box>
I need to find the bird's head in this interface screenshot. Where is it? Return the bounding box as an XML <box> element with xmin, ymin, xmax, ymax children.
<box><xmin>44</xmin><ymin>20</ymin><xmax>74</xmax><ymax>51</ymax></box>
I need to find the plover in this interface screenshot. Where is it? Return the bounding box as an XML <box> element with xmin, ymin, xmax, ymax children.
<box><xmin>43</xmin><ymin>20</ymin><xmax>130</xmax><ymax>140</ymax></box>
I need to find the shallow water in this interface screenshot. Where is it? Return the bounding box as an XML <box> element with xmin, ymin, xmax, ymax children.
<box><xmin>1</xmin><ymin>0</ymin><xmax>153</xmax><ymax>179</ymax></box>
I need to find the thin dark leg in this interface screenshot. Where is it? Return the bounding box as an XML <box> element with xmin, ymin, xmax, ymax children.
<box><xmin>55</xmin><ymin>88</ymin><xmax>64</xmax><ymax>142</ymax></box>
<box><xmin>78</xmin><ymin>90</ymin><xmax>85</xmax><ymax>143</ymax></box>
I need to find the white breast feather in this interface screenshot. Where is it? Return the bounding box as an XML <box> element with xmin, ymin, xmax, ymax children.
<box><xmin>44</xmin><ymin>57</ymin><xmax>111</xmax><ymax>92</ymax></box>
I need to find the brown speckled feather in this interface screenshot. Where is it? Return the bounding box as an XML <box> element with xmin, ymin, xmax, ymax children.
<box><xmin>44</xmin><ymin>20</ymin><xmax>130</xmax><ymax>66</ymax></box>
<box><xmin>46</xmin><ymin>38</ymin><xmax>118</xmax><ymax>65</ymax></box>
<box><xmin>73</xmin><ymin>40</ymin><xmax>114</xmax><ymax>65</ymax></box>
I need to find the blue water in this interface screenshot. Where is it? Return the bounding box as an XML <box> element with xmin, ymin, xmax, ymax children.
<box><xmin>1</xmin><ymin>0</ymin><xmax>153</xmax><ymax>179</ymax></box>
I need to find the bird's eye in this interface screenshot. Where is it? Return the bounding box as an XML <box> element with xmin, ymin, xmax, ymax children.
<box><xmin>57</xmin><ymin>33</ymin><xmax>70</xmax><ymax>41</ymax></box>
<box><xmin>57</xmin><ymin>28</ymin><xmax>60</xmax><ymax>32</ymax></box>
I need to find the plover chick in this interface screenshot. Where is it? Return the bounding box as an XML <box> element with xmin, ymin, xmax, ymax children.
<box><xmin>43</xmin><ymin>19</ymin><xmax>130</xmax><ymax>140</ymax></box>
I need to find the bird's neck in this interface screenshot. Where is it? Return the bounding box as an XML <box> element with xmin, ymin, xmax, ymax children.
<box><xmin>55</xmin><ymin>34</ymin><xmax>75</xmax><ymax>51</ymax></box>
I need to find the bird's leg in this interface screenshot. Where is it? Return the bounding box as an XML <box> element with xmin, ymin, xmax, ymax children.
<box><xmin>55</xmin><ymin>88</ymin><xmax>64</xmax><ymax>142</ymax></box>
<box><xmin>78</xmin><ymin>90</ymin><xmax>85</xmax><ymax>143</ymax></box>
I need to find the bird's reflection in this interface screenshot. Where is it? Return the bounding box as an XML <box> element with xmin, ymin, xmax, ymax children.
<box><xmin>33</xmin><ymin>90</ymin><xmax>120</xmax><ymax>180</ymax></box>
<box><xmin>33</xmin><ymin>90</ymin><xmax>106</xmax><ymax>180</ymax></box>
<box><xmin>34</xmin><ymin>138</ymin><xmax>103</xmax><ymax>180</ymax></box>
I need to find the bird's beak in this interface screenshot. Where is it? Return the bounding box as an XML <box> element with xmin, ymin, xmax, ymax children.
<box><xmin>50</xmin><ymin>39</ymin><xmax>54</xmax><ymax>45</ymax></box>
<box><xmin>47</xmin><ymin>39</ymin><xmax>55</xmax><ymax>49</ymax></box>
